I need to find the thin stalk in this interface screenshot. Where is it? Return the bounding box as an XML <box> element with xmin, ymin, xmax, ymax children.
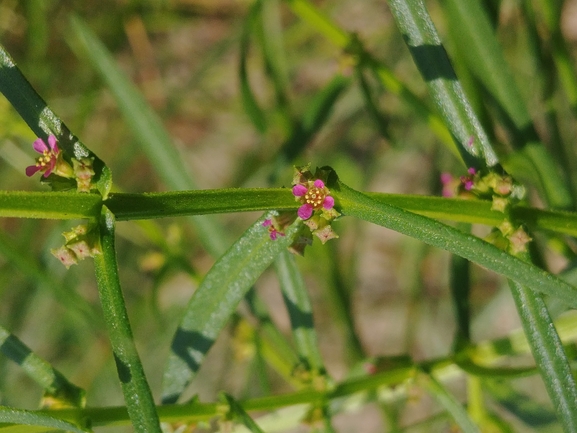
<box><xmin>93</xmin><ymin>206</ymin><xmax>161</xmax><ymax>433</ymax></box>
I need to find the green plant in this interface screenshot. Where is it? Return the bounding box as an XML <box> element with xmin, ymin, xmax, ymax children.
<box><xmin>1</xmin><ymin>1</ymin><xmax>577</xmax><ymax>432</ymax></box>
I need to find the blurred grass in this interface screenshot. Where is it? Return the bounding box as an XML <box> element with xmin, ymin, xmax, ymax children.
<box><xmin>1</xmin><ymin>1</ymin><xmax>577</xmax><ymax>432</ymax></box>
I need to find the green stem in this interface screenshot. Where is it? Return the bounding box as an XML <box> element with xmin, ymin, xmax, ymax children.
<box><xmin>105</xmin><ymin>189</ymin><xmax>296</xmax><ymax>220</ymax></box>
<box><xmin>33</xmin><ymin>307</ymin><xmax>577</xmax><ymax>428</ymax></box>
<box><xmin>2</xmin><ymin>189</ymin><xmax>577</xmax><ymax>238</ymax></box>
<box><xmin>93</xmin><ymin>206</ymin><xmax>161</xmax><ymax>433</ymax></box>
<box><xmin>0</xmin><ymin>191</ymin><xmax>101</xmax><ymax>220</ymax></box>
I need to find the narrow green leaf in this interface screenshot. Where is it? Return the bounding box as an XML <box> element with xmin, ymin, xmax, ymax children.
<box><xmin>284</xmin><ymin>0</ymin><xmax>349</xmax><ymax>48</ymax></box>
<box><xmin>0</xmin><ymin>407</ymin><xmax>87</xmax><ymax>433</ymax></box>
<box><xmin>0</xmin><ymin>325</ymin><xmax>85</xmax><ymax>408</ymax></box>
<box><xmin>240</xmin><ymin>0</ymin><xmax>268</xmax><ymax>133</ymax></box>
<box><xmin>301</xmin><ymin>75</ymin><xmax>350</xmax><ymax>136</ymax></box>
<box><xmin>356</xmin><ymin>67</ymin><xmax>391</xmax><ymax>142</ymax></box>
<box><xmin>422</xmin><ymin>373</ymin><xmax>480</xmax><ymax>433</ymax></box>
<box><xmin>483</xmin><ymin>380</ymin><xmax>558</xmax><ymax>427</ymax></box>
<box><xmin>220</xmin><ymin>393</ymin><xmax>265</xmax><ymax>433</ymax></box>
<box><xmin>245</xmin><ymin>289</ymin><xmax>303</xmax><ymax>386</ymax></box>
<box><xmin>275</xmin><ymin>250</ymin><xmax>324</xmax><ymax>373</ymax></box>
<box><xmin>274</xmin><ymin>74</ymin><xmax>350</xmax><ymax>173</ymax></box>
<box><xmin>0</xmin><ymin>191</ymin><xmax>101</xmax><ymax>220</ymax></box>
<box><xmin>366</xmin><ymin>193</ymin><xmax>577</xmax><ymax>237</ymax></box>
<box><xmin>449</xmin><ymin>240</ymin><xmax>471</xmax><ymax>349</ymax></box>
<box><xmin>284</xmin><ymin>0</ymin><xmax>458</xmax><ymax>154</ymax></box>
<box><xmin>93</xmin><ymin>206</ymin><xmax>161</xmax><ymax>433</ymax></box>
<box><xmin>162</xmin><ymin>212</ymin><xmax>301</xmax><ymax>404</ymax></box>
<box><xmin>440</xmin><ymin>0</ymin><xmax>572</xmax><ymax>208</ymax></box>
<box><xmin>333</xmin><ymin>178</ymin><xmax>577</xmax><ymax>307</ymax></box>
<box><xmin>455</xmin><ymin>361</ymin><xmax>535</xmax><ymax>379</ymax></box>
<box><xmin>508</xmin><ymin>280</ymin><xmax>577</xmax><ymax>432</ymax></box>
<box><xmin>324</xmin><ymin>242</ymin><xmax>365</xmax><ymax>362</ymax></box>
<box><xmin>0</xmin><ymin>44</ymin><xmax>112</xmax><ymax>197</ymax></box>
<box><xmin>387</xmin><ymin>0</ymin><xmax>498</xmax><ymax>169</ymax></box>
<box><xmin>68</xmin><ymin>15</ymin><xmax>227</xmax><ymax>256</ymax></box>
<box><xmin>258</xmin><ymin>0</ymin><xmax>291</xmax><ymax>118</ymax></box>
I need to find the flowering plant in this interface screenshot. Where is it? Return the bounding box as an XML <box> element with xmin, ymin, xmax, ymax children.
<box><xmin>2</xmin><ymin>3</ymin><xmax>577</xmax><ymax>433</ymax></box>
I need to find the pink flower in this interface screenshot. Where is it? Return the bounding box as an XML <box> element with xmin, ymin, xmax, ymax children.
<box><xmin>292</xmin><ymin>184</ymin><xmax>307</xmax><ymax>197</ymax></box>
<box><xmin>26</xmin><ymin>135</ymin><xmax>60</xmax><ymax>178</ymax></box>
<box><xmin>461</xmin><ymin>178</ymin><xmax>474</xmax><ymax>190</ymax></box>
<box><xmin>263</xmin><ymin>219</ymin><xmax>285</xmax><ymax>240</ymax></box>
<box><xmin>440</xmin><ymin>173</ymin><xmax>457</xmax><ymax>197</ymax></box>
<box><xmin>292</xmin><ymin>178</ymin><xmax>335</xmax><ymax>220</ymax></box>
<box><xmin>298</xmin><ymin>203</ymin><xmax>314</xmax><ymax>220</ymax></box>
<box><xmin>460</xmin><ymin>167</ymin><xmax>477</xmax><ymax>191</ymax></box>
<box><xmin>440</xmin><ymin>172</ymin><xmax>453</xmax><ymax>185</ymax></box>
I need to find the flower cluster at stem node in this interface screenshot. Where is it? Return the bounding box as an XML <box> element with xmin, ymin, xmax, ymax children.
<box><xmin>26</xmin><ymin>135</ymin><xmax>96</xmax><ymax>193</ymax></box>
<box><xmin>263</xmin><ymin>165</ymin><xmax>341</xmax><ymax>254</ymax></box>
<box><xmin>51</xmin><ymin>224</ymin><xmax>101</xmax><ymax>268</ymax></box>
<box><xmin>441</xmin><ymin>163</ymin><xmax>532</xmax><ymax>256</ymax></box>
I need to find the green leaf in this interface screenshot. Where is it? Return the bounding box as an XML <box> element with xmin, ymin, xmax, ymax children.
<box><xmin>245</xmin><ymin>289</ymin><xmax>302</xmax><ymax>386</ymax></box>
<box><xmin>0</xmin><ymin>325</ymin><xmax>85</xmax><ymax>408</ymax></box>
<box><xmin>333</xmin><ymin>178</ymin><xmax>577</xmax><ymax>307</ymax></box>
<box><xmin>449</xmin><ymin>237</ymin><xmax>471</xmax><ymax>349</ymax></box>
<box><xmin>386</xmin><ymin>0</ymin><xmax>498</xmax><ymax>169</ymax></box>
<box><xmin>68</xmin><ymin>15</ymin><xmax>227</xmax><ymax>256</ymax></box>
<box><xmin>483</xmin><ymin>379</ymin><xmax>558</xmax><ymax>427</ymax></box>
<box><xmin>0</xmin><ymin>44</ymin><xmax>112</xmax><ymax>197</ymax></box>
<box><xmin>273</xmin><ymin>74</ymin><xmax>350</xmax><ymax>176</ymax></box>
<box><xmin>275</xmin><ymin>250</ymin><xmax>324</xmax><ymax>373</ymax></box>
<box><xmin>162</xmin><ymin>212</ymin><xmax>301</xmax><ymax>404</ymax></box>
<box><xmin>0</xmin><ymin>407</ymin><xmax>88</xmax><ymax>433</ymax></box>
<box><xmin>284</xmin><ymin>0</ymin><xmax>458</xmax><ymax>155</ymax></box>
<box><xmin>508</xmin><ymin>280</ymin><xmax>577</xmax><ymax>432</ymax></box>
<box><xmin>239</xmin><ymin>0</ymin><xmax>268</xmax><ymax>133</ymax></box>
<box><xmin>440</xmin><ymin>0</ymin><xmax>572</xmax><ymax>208</ymax></box>
<box><xmin>93</xmin><ymin>206</ymin><xmax>161</xmax><ymax>433</ymax></box>
<box><xmin>0</xmin><ymin>191</ymin><xmax>101</xmax><ymax>220</ymax></box>
<box><xmin>356</xmin><ymin>67</ymin><xmax>391</xmax><ymax>142</ymax></box>
<box><xmin>258</xmin><ymin>0</ymin><xmax>291</xmax><ymax>119</ymax></box>
<box><xmin>421</xmin><ymin>373</ymin><xmax>480</xmax><ymax>433</ymax></box>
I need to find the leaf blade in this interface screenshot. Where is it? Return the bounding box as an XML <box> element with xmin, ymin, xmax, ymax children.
<box><xmin>162</xmin><ymin>212</ymin><xmax>301</xmax><ymax>403</ymax></box>
<box><xmin>334</xmin><ymin>180</ymin><xmax>577</xmax><ymax>307</ymax></box>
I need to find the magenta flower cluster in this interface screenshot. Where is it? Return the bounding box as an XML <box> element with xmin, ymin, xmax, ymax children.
<box><xmin>262</xmin><ymin>218</ymin><xmax>285</xmax><ymax>240</ymax></box>
<box><xmin>292</xmin><ymin>179</ymin><xmax>335</xmax><ymax>220</ymax></box>
<box><xmin>440</xmin><ymin>167</ymin><xmax>477</xmax><ymax>197</ymax></box>
<box><xmin>459</xmin><ymin>167</ymin><xmax>477</xmax><ymax>191</ymax></box>
<box><xmin>25</xmin><ymin>135</ymin><xmax>97</xmax><ymax>192</ymax></box>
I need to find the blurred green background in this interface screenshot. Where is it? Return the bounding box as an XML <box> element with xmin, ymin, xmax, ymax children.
<box><xmin>1</xmin><ymin>0</ymin><xmax>577</xmax><ymax>431</ymax></box>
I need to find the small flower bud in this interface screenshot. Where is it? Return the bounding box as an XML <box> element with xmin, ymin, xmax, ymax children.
<box><xmin>51</xmin><ymin>246</ymin><xmax>78</xmax><ymax>268</ymax></box>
